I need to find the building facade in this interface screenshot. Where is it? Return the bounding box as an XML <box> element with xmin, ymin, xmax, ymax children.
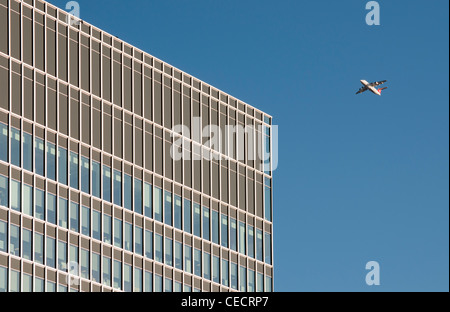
<box><xmin>0</xmin><ymin>0</ymin><xmax>274</xmax><ymax>292</ymax></box>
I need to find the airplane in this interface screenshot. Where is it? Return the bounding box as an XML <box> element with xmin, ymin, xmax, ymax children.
<box><xmin>356</xmin><ymin>80</ymin><xmax>388</xmax><ymax>96</ymax></box>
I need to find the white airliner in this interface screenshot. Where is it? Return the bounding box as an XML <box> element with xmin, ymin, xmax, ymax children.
<box><xmin>356</xmin><ymin>80</ymin><xmax>388</xmax><ymax>96</ymax></box>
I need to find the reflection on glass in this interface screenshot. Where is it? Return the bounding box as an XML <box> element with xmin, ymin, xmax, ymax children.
<box><xmin>23</xmin><ymin>132</ymin><xmax>32</xmax><ymax>171</ymax></box>
<box><xmin>35</xmin><ymin>137</ymin><xmax>44</xmax><ymax>176</ymax></box>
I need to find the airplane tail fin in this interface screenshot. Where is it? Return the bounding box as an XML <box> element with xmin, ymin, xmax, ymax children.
<box><xmin>378</xmin><ymin>87</ymin><xmax>388</xmax><ymax>93</ymax></box>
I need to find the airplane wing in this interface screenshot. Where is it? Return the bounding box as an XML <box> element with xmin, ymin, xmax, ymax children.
<box><xmin>355</xmin><ymin>89</ymin><xmax>367</xmax><ymax>94</ymax></box>
<box><xmin>369</xmin><ymin>80</ymin><xmax>387</xmax><ymax>87</ymax></box>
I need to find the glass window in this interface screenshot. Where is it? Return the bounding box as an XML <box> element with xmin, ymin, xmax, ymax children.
<box><xmin>155</xmin><ymin>234</ymin><xmax>163</xmax><ymax>263</ymax></box>
<box><xmin>257</xmin><ymin>272</ymin><xmax>264</xmax><ymax>292</ymax></box>
<box><xmin>102</xmin><ymin>256</ymin><xmax>111</xmax><ymax>287</ymax></box>
<box><xmin>114</xmin><ymin>218</ymin><xmax>122</xmax><ymax>248</ymax></box>
<box><xmin>23</xmin><ymin>184</ymin><xmax>33</xmax><ymax>216</ymax></box>
<box><xmin>212</xmin><ymin>210</ymin><xmax>219</xmax><ymax>245</ymax></box>
<box><xmin>0</xmin><ymin>123</ymin><xmax>8</xmax><ymax>162</ymax></box>
<box><xmin>70</xmin><ymin>244</ymin><xmax>79</xmax><ymax>267</ymax></box>
<box><xmin>58</xmin><ymin>240</ymin><xmax>67</xmax><ymax>271</ymax></box>
<box><xmin>81</xmin><ymin>206</ymin><xmax>90</xmax><ymax>236</ymax></box>
<box><xmin>153</xmin><ymin>187</ymin><xmax>162</xmax><ymax>222</ymax></box>
<box><xmin>113</xmin><ymin>170</ymin><xmax>122</xmax><ymax>206</ymax></box>
<box><xmin>134</xmin><ymin>268</ymin><xmax>143</xmax><ymax>292</ymax></box>
<box><xmin>213</xmin><ymin>255</ymin><xmax>220</xmax><ymax>284</ymax></box>
<box><xmin>134</xmin><ymin>178</ymin><xmax>142</xmax><ymax>214</ymax></box>
<box><xmin>164</xmin><ymin>191</ymin><xmax>172</xmax><ymax>226</ymax></box>
<box><xmin>264</xmin><ymin>178</ymin><xmax>272</xmax><ymax>221</ymax></box>
<box><xmin>144</xmin><ymin>182</ymin><xmax>152</xmax><ymax>218</ymax></box>
<box><xmin>183</xmin><ymin>285</ymin><xmax>192</xmax><ymax>292</ymax></box>
<box><xmin>265</xmin><ymin>232</ymin><xmax>272</xmax><ymax>265</ymax></box>
<box><xmin>174</xmin><ymin>196</ymin><xmax>182</xmax><ymax>230</ymax></box>
<box><xmin>58</xmin><ymin>147</ymin><xmax>68</xmax><ymax>185</ymax></box>
<box><xmin>92</xmin><ymin>161</ymin><xmax>101</xmax><ymax>198</ymax></box>
<box><xmin>135</xmin><ymin>226</ymin><xmax>143</xmax><ymax>256</ymax></box>
<box><xmin>124</xmin><ymin>174</ymin><xmax>132</xmax><ymax>210</ymax></box>
<box><xmin>47</xmin><ymin>142</ymin><xmax>56</xmax><ymax>181</ymax></box>
<box><xmin>70</xmin><ymin>202</ymin><xmax>79</xmax><ymax>233</ymax></box>
<box><xmin>144</xmin><ymin>271</ymin><xmax>153</xmax><ymax>292</ymax></box>
<box><xmin>47</xmin><ymin>193</ymin><xmax>57</xmax><ymax>224</ymax></box>
<box><xmin>230</xmin><ymin>218</ymin><xmax>237</xmax><ymax>251</ymax></box>
<box><xmin>174</xmin><ymin>281</ymin><xmax>182</xmax><ymax>292</ymax></box>
<box><xmin>58</xmin><ymin>198</ymin><xmax>68</xmax><ymax>229</ymax></box>
<box><xmin>194</xmin><ymin>248</ymin><xmax>201</xmax><ymax>277</ymax></box>
<box><xmin>35</xmin><ymin>138</ymin><xmax>44</xmax><ymax>176</ymax></box>
<box><xmin>193</xmin><ymin>203</ymin><xmax>201</xmax><ymax>237</ymax></box>
<box><xmin>93</xmin><ymin>209</ymin><xmax>101</xmax><ymax>240</ymax></box>
<box><xmin>124</xmin><ymin>264</ymin><xmax>132</xmax><ymax>292</ymax></box>
<box><xmin>103</xmin><ymin>214</ymin><xmax>112</xmax><ymax>244</ymax></box>
<box><xmin>165</xmin><ymin>237</ymin><xmax>173</xmax><ymax>266</ymax></box>
<box><xmin>92</xmin><ymin>253</ymin><xmax>101</xmax><ymax>283</ymax></box>
<box><xmin>222</xmin><ymin>259</ymin><xmax>229</xmax><ymax>287</ymax></box>
<box><xmin>35</xmin><ymin>188</ymin><xmax>45</xmax><ymax>221</ymax></box>
<box><xmin>248</xmin><ymin>269</ymin><xmax>255</xmax><ymax>292</ymax></box>
<box><xmin>113</xmin><ymin>260</ymin><xmax>122</xmax><ymax>290</ymax></box>
<box><xmin>164</xmin><ymin>278</ymin><xmax>172</xmax><ymax>292</ymax></box>
<box><xmin>0</xmin><ymin>220</ymin><xmax>7</xmax><ymax>252</ymax></box>
<box><xmin>248</xmin><ymin>225</ymin><xmax>255</xmax><ymax>258</ymax></box>
<box><xmin>239</xmin><ymin>266</ymin><xmax>247</xmax><ymax>292</ymax></box>
<box><xmin>22</xmin><ymin>228</ymin><xmax>32</xmax><ymax>260</ymax></box>
<box><xmin>23</xmin><ymin>132</ymin><xmax>33</xmax><ymax>171</ymax></box>
<box><xmin>46</xmin><ymin>237</ymin><xmax>56</xmax><ymax>268</ymax></box>
<box><xmin>221</xmin><ymin>214</ymin><xmax>228</xmax><ymax>248</ymax></box>
<box><xmin>81</xmin><ymin>157</ymin><xmax>90</xmax><ymax>194</ymax></box>
<box><xmin>34</xmin><ymin>233</ymin><xmax>44</xmax><ymax>264</ymax></box>
<box><xmin>239</xmin><ymin>221</ymin><xmax>246</xmax><ymax>255</ymax></box>
<box><xmin>10</xmin><ymin>224</ymin><xmax>20</xmax><ymax>256</ymax></box>
<box><xmin>203</xmin><ymin>252</ymin><xmax>211</xmax><ymax>280</ymax></box>
<box><xmin>202</xmin><ymin>207</ymin><xmax>210</xmax><ymax>241</ymax></box>
<box><xmin>0</xmin><ymin>267</ymin><xmax>6</xmax><ymax>292</ymax></box>
<box><xmin>58</xmin><ymin>285</ymin><xmax>68</xmax><ymax>292</ymax></box>
<box><xmin>256</xmin><ymin>229</ymin><xmax>263</xmax><ymax>262</ymax></box>
<box><xmin>70</xmin><ymin>152</ymin><xmax>79</xmax><ymax>189</ymax></box>
<box><xmin>184</xmin><ymin>245</ymin><xmax>192</xmax><ymax>274</ymax></box>
<box><xmin>231</xmin><ymin>262</ymin><xmax>238</xmax><ymax>290</ymax></box>
<box><xmin>124</xmin><ymin>222</ymin><xmax>133</xmax><ymax>252</ymax></box>
<box><xmin>0</xmin><ymin>175</ymin><xmax>8</xmax><ymax>208</ymax></box>
<box><xmin>35</xmin><ymin>277</ymin><xmax>45</xmax><ymax>292</ymax></box>
<box><xmin>183</xmin><ymin>199</ymin><xmax>191</xmax><ymax>234</ymax></box>
<box><xmin>103</xmin><ymin>166</ymin><xmax>111</xmax><ymax>202</ymax></box>
<box><xmin>10</xmin><ymin>127</ymin><xmax>21</xmax><ymax>167</ymax></box>
<box><xmin>145</xmin><ymin>230</ymin><xmax>153</xmax><ymax>259</ymax></box>
<box><xmin>175</xmin><ymin>241</ymin><xmax>182</xmax><ymax>270</ymax></box>
<box><xmin>10</xmin><ymin>180</ymin><xmax>21</xmax><ymax>212</ymax></box>
<box><xmin>10</xmin><ymin>270</ymin><xmax>20</xmax><ymax>292</ymax></box>
<box><xmin>81</xmin><ymin>248</ymin><xmax>89</xmax><ymax>279</ymax></box>
<box><xmin>155</xmin><ymin>275</ymin><xmax>163</xmax><ymax>292</ymax></box>
<box><xmin>265</xmin><ymin>276</ymin><xmax>272</xmax><ymax>292</ymax></box>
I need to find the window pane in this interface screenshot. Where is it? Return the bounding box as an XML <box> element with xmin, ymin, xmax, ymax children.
<box><xmin>239</xmin><ymin>221</ymin><xmax>246</xmax><ymax>255</ymax></box>
<box><xmin>124</xmin><ymin>264</ymin><xmax>132</xmax><ymax>292</ymax></box>
<box><xmin>144</xmin><ymin>182</ymin><xmax>152</xmax><ymax>218</ymax></box>
<box><xmin>144</xmin><ymin>271</ymin><xmax>153</xmax><ymax>292</ymax></box>
<box><xmin>212</xmin><ymin>210</ymin><xmax>219</xmax><ymax>245</ymax></box>
<box><xmin>10</xmin><ymin>224</ymin><xmax>20</xmax><ymax>256</ymax></box>
<box><xmin>23</xmin><ymin>184</ymin><xmax>33</xmax><ymax>217</ymax></box>
<box><xmin>124</xmin><ymin>222</ymin><xmax>133</xmax><ymax>252</ymax></box>
<box><xmin>35</xmin><ymin>188</ymin><xmax>45</xmax><ymax>221</ymax></box>
<box><xmin>183</xmin><ymin>199</ymin><xmax>191</xmax><ymax>234</ymax></box>
<box><xmin>70</xmin><ymin>202</ymin><xmax>79</xmax><ymax>233</ymax></box>
<box><xmin>265</xmin><ymin>276</ymin><xmax>272</xmax><ymax>292</ymax></box>
<box><xmin>203</xmin><ymin>252</ymin><xmax>210</xmax><ymax>280</ymax></box>
<box><xmin>124</xmin><ymin>174</ymin><xmax>132</xmax><ymax>210</ymax></box>
<box><xmin>193</xmin><ymin>203</ymin><xmax>201</xmax><ymax>237</ymax></box>
<box><xmin>194</xmin><ymin>248</ymin><xmax>201</xmax><ymax>277</ymax></box>
<box><xmin>0</xmin><ymin>175</ymin><xmax>8</xmax><ymax>208</ymax></box>
<box><xmin>23</xmin><ymin>132</ymin><xmax>32</xmax><ymax>171</ymax></box>
<box><xmin>92</xmin><ymin>161</ymin><xmax>101</xmax><ymax>198</ymax></box>
<box><xmin>155</xmin><ymin>275</ymin><xmax>162</xmax><ymax>292</ymax></box>
<box><xmin>248</xmin><ymin>225</ymin><xmax>255</xmax><ymax>258</ymax></box>
<box><xmin>265</xmin><ymin>233</ymin><xmax>272</xmax><ymax>265</ymax></box>
<box><xmin>222</xmin><ymin>259</ymin><xmax>229</xmax><ymax>287</ymax></box>
<box><xmin>58</xmin><ymin>147</ymin><xmax>68</xmax><ymax>185</ymax></box>
<box><xmin>10</xmin><ymin>128</ymin><xmax>21</xmax><ymax>167</ymax></box>
<box><xmin>103</xmin><ymin>166</ymin><xmax>111</xmax><ymax>202</ymax></box>
<box><xmin>248</xmin><ymin>269</ymin><xmax>255</xmax><ymax>292</ymax></box>
<box><xmin>113</xmin><ymin>170</ymin><xmax>122</xmax><ymax>206</ymax></box>
<box><xmin>35</xmin><ymin>277</ymin><xmax>45</xmax><ymax>292</ymax></box>
<box><xmin>153</xmin><ymin>187</ymin><xmax>162</xmax><ymax>222</ymax></box>
<box><xmin>231</xmin><ymin>262</ymin><xmax>238</xmax><ymax>290</ymax></box>
<box><xmin>81</xmin><ymin>157</ymin><xmax>90</xmax><ymax>194</ymax></box>
<box><xmin>135</xmin><ymin>226</ymin><xmax>143</xmax><ymax>256</ymax></box>
<box><xmin>202</xmin><ymin>207</ymin><xmax>210</xmax><ymax>241</ymax></box>
<box><xmin>47</xmin><ymin>193</ymin><xmax>57</xmax><ymax>224</ymax></box>
<box><xmin>174</xmin><ymin>196</ymin><xmax>182</xmax><ymax>230</ymax></box>
<box><xmin>58</xmin><ymin>240</ymin><xmax>67</xmax><ymax>272</ymax></box>
<box><xmin>113</xmin><ymin>260</ymin><xmax>122</xmax><ymax>290</ymax></box>
<box><xmin>103</xmin><ymin>214</ymin><xmax>112</xmax><ymax>244</ymax></box>
<box><xmin>264</xmin><ymin>178</ymin><xmax>272</xmax><ymax>222</ymax></box>
<box><xmin>184</xmin><ymin>245</ymin><xmax>192</xmax><ymax>274</ymax></box>
<box><xmin>58</xmin><ymin>198</ymin><xmax>68</xmax><ymax>229</ymax></box>
<box><xmin>145</xmin><ymin>230</ymin><xmax>153</xmax><ymax>259</ymax></box>
<box><xmin>46</xmin><ymin>237</ymin><xmax>56</xmax><ymax>268</ymax></box>
<box><xmin>93</xmin><ymin>209</ymin><xmax>101</xmax><ymax>240</ymax></box>
<box><xmin>10</xmin><ymin>270</ymin><xmax>20</xmax><ymax>292</ymax></box>
<box><xmin>81</xmin><ymin>206</ymin><xmax>90</xmax><ymax>236</ymax></box>
<box><xmin>22</xmin><ymin>228</ymin><xmax>32</xmax><ymax>260</ymax></box>
<box><xmin>35</xmin><ymin>138</ymin><xmax>45</xmax><ymax>176</ymax></box>
<box><xmin>81</xmin><ymin>248</ymin><xmax>90</xmax><ymax>279</ymax></box>
<box><xmin>174</xmin><ymin>281</ymin><xmax>182</xmax><ymax>292</ymax></box>
<box><xmin>134</xmin><ymin>267</ymin><xmax>143</xmax><ymax>292</ymax></box>
<box><xmin>0</xmin><ymin>220</ymin><xmax>7</xmax><ymax>252</ymax></box>
<box><xmin>231</xmin><ymin>219</ymin><xmax>238</xmax><ymax>252</ymax></box>
<box><xmin>103</xmin><ymin>256</ymin><xmax>111</xmax><ymax>287</ymax></box>
<box><xmin>257</xmin><ymin>272</ymin><xmax>264</xmax><ymax>292</ymax></box>
<box><xmin>164</xmin><ymin>278</ymin><xmax>172</xmax><ymax>292</ymax></box>
<box><xmin>70</xmin><ymin>244</ymin><xmax>79</xmax><ymax>266</ymax></box>
<box><xmin>221</xmin><ymin>214</ymin><xmax>228</xmax><ymax>248</ymax></box>
<box><xmin>10</xmin><ymin>180</ymin><xmax>21</xmax><ymax>212</ymax></box>
<box><xmin>47</xmin><ymin>281</ymin><xmax>56</xmax><ymax>292</ymax></box>
<box><xmin>0</xmin><ymin>123</ymin><xmax>8</xmax><ymax>162</ymax></box>
<box><xmin>183</xmin><ymin>285</ymin><xmax>192</xmax><ymax>292</ymax></box>
<box><xmin>134</xmin><ymin>178</ymin><xmax>142</xmax><ymax>214</ymax></box>
<box><xmin>92</xmin><ymin>253</ymin><xmax>101</xmax><ymax>283</ymax></box>
<box><xmin>165</xmin><ymin>237</ymin><xmax>173</xmax><ymax>266</ymax></box>
<box><xmin>213</xmin><ymin>255</ymin><xmax>220</xmax><ymax>284</ymax></box>
<box><xmin>114</xmin><ymin>218</ymin><xmax>122</xmax><ymax>248</ymax></box>
<box><xmin>175</xmin><ymin>241</ymin><xmax>182</xmax><ymax>270</ymax></box>
<box><xmin>34</xmin><ymin>233</ymin><xmax>44</xmax><ymax>264</ymax></box>
<box><xmin>47</xmin><ymin>142</ymin><xmax>56</xmax><ymax>181</ymax></box>
<box><xmin>70</xmin><ymin>152</ymin><xmax>79</xmax><ymax>189</ymax></box>
<box><xmin>164</xmin><ymin>191</ymin><xmax>172</xmax><ymax>226</ymax></box>
<box><xmin>239</xmin><ymin>266</ymin><xmax>247</xmax><ymax>292</ymax></box>
<box><xmin>155</xmin><ymin>234</ymin><xmax>163</xmax><ymax>263</ymax></box>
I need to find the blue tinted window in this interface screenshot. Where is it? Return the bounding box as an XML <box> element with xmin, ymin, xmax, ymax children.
<box><xmin>34</xmin><ymin>233</ymin><xmax>44</xmax><ymax>264</ymax></box>
<box><xmin>135</xmin><ymin>226</ymin><xmax>143</xmax><ymax>256</ymax></box>
<box><xmin>239</xmin><ymin>266</ymin><xmax>247</xmax><ymax>292</ymax></box>
<box><xmin>70</xmin><ymin>152</ymin><xmax>79</xmax><ymax>189</ymax></box>
<box><xmin>124</xmin><ymin>174</ymin><xmax>132</xmax><ymax>210</ymax></box>
<box><xmin>265</xmin><ymin>232</ymin><xmax>272</xmax><ymax>265</ymax></box>
<box><xmin>193</xmin><ymin>203</ymin><xmax>201</xmax><ymax>237</ymax></box>
<box><xmin>114</xmin><ymin>218</ymin><xmax>122</xmax><ymax>248</ymax></box>
<box><xmin>92</xmin><ymin>253</ymin><xmax>101</xmax><ymax>283</ymax></box>
<box><xmin>0</xmin><ymin>123</ymin><xmax>8</xmax><ymax>162</ymax></box>
<box><xmin>124</xmin><ymin>264</ymin><xmax>132</xmax><ymax>292</ymax></box>
<box><xmin>113</xmin><ymin>260</ymin><xmax>122</xmax><ymax>290</ymax></box>
<box><xmin>202</xmin><ymin>207</ymin><xmax>210</xmax><ymax>241</ymax></box>
<box><xmin>144</xmin><ymin>271</ymin><xmax>153</xmax><ymax>292</ymax></box>
<box><xmin>183</xmin><ymin>199</ymin><xmax>191</xmax><ymax>234</ymax></box>
<box><xmin>10</xmin><ymin>180</ymin><xmax>21</xmax><ymax>212</ymax></box>
<box><xmin>165</xmin><ymin>237</ymin><xmax>173</xmax><ymax>266</ymax></box>
<box><xmin>81</xmin><ymin>248</ymin><xmax>89</xmax><ymax>279</ymax></box>
<box><xmin>10</xmin><ymin>224</ymin><xmax>20</xmax><ymax>256</ymax></box>
<box><xmin>257</xmin><ymin>272</ymin><xmax>264</xmax><ymax>292</ymax></box>
<box><xmin>113</xmin><ymin>170</ymin><xmax>122</xmax><ymax>206</ymax></box>
<box><xmin>164</xmin><ymin>278</ymin><xmax>172</xmax><ymax>292</ymax></box>
<box><xmin>70</xmin><ymin>202</ymin><xmax>79</xmax><ymax>233</ymax></box>
<box><xmin>47</xmin><ymin>193</ymin><xmax>57</xmax><ymax>224</ymax></box>
<box><xmin>155</xmin><ymin>234</ymin><xmax>163</xmax><ymax>263</ymax></box>
<box><xmin>248</xmin><ymin>225</ymin><xmax>255</xmax><ymax>258</ymax></box>
<box><xmin>175</xmin><ymin>241</ymin><xmax>182</xmax><ymax>270</ymax></box>
<box><xmin>124</xmin><ymin>222</ymin><xmax>133</xmax><ymax>252</ymax></box>
<box><xmin>92</xmin><ymin>209</ymin><xmax>101</xmax><ymax>241</ymax></box>
<box><xmin>239</xmin><ymin>221</ymin><xmax>246</xmax><ymax>255</ymax></box>
<box><xmin>46</xmin><ymin>237</ymin><xmax>56</xmax><ymax>268</ymax></box>
<box><xmin>102</xmin><ymin>256</ymin><xmax>111</xmax><ymax>287</ymax></box>
<box><xmin>58</xmin><ymin>241</ymin><xmax>67</xmax><ymax>271</ymax></box>
<box><xmin>103</xmin><ymin>214</ymin><xmax>112</xmax><ymax>244</ymax></box>
<box><xmin>212</xmin><ymin>210</ymin><xmax>219</xmax><ymax>245</ymax></box>
<box><xmin>221</xmin><ymin>214</ymin><xmax>228</xmax><ymax>248</ymax></box>
<box><xmin>81</xmin><ymin>157</ymin><xmax>90</xmax><ymax>194</ymax></box>
<box><xmin>144</xmin><ymin>182</ymin><xmax>152</xmax><ymax>218</ymax></box>
<box><xmin>174</xmin><ymin>196</ymin><xmax>182</xmax><ymax>230</ymax></box>
<box><xmin>22</xmin><ymin>228</ymin><xmax>32</xmax><ymax>260</ymax></box>
<box><xmin>34</xmin><ymin>138</ymin><xmax>44</xmax><ymax>176</ymax></box>
<box><xmin>155</xmin><ymin>275</ymin><xmax>162</xmax><ymax>292</ymax></box>
<box><xmin>231</xmin><ymin>262</ymin><xmax>238</xmax><ymax>290</ymax></box>
<box><xmin>81</xmin><ymin>206</ymin><xmax>90</xmax><ymax>236</ymax></box>
<box><xmin>0</xmin><ymin>175</ymin><xmax>7</xmax><ymax>208</ymax></box>
<box><xmin>10</xmin><ymin>127</ymin><xmax>20</xmax><ymax>167</ymax></box>
<box><xmin>134</xmin><ymin>178</ymin><xmax>142</xmax><ymax>214</ymax></box>
<box><xmin>203</xmin><ymin>252</ymin><xmax>211</xmax><ymax>280</ymax></box>
<box><xmin>47</xmin><ymin>142</ymin><xmax>56</xmax><ymax>181</ymax></box>
<box><xmin>194</xmin><ymin>248</ymin><xmax>201</xmax><ymax>277</ymax></box>
<box><xmin>103</xmin><ymin>166</ymin><xmax>111</xmax><ymax>202</ymax></box>
<box><xmin>23</xmin><ymin>132</ymin><xmax>33</xmax><ymax>171</ymax></box>
<box><xmin>153</xmin><ymin>187</ymin><xmax>162</xmax><ymax>222</ymax></box>
<box><xmin>164</xmin><ymin>191</ymin><xmax>172</xmax><ymax>226</ymax></box>
<box><xmin>92</xmin><ymin>161</ymin><xmax>101</xmax><ymax>198</ymax></box>
<box><xmin>58</xmin><ymin>198</ymin><xmax>68</xmax><ymax>229</ymax></box>
<box><xmin>134</xmin><ymin>268</ymin><xmax>143</xmax><ymax>292</ymax></box>
<box><xmin>222</xmin><ymin>259</ymin><xmax>229</xmax><ymax>287</ymax></box>
<box><xmin>265</xmin><ymin>276</ymin><xmax>272</xmax><ymax>292</ymax></box>
<box><xmin>213</xmin><ymin>255</ymin><xmax>220</xmax><ymax>284</ymax></box>
<box><xmin>256</xmin><ymin>229</ymin><xmax>263</xmax><ymax>262</ymax></box>
<box><xmin>248</xmin><ymin>269</ymin><xmax>255</xmax><ymax>292</ymax></box>
<box><xmin>0</xmin><ymin>220</ymin><xmax>7</xmax><ymax>252</ymax></box>
<box><xmin>35</xmin><ymin>188</ymin><xmax>45</xmax><ymax>221</ymax></box>
<box><xmin>22</xmin><ymin>184</ymin><xmax>33</xmax><ymax>216</ymax></box>
<box><xmin>58</xmin><ymin>147</ymin><xmax>68</xmax><ymax>185</ymax></box>
<box><xmin>184</xmin><ymin>245</ymin><xmax>192</xmax><ymax>274</ymax></box>
<box><xmin>145</xmin><ymin>230</ymin><xmax>153</xmax><ymax>259</ymax></box>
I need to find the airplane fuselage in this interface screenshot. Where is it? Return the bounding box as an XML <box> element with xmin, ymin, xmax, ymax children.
<box><xmin>360</xmin><ymin>79</ymin><xmax>381</xmax><ymax>96</ymax></box>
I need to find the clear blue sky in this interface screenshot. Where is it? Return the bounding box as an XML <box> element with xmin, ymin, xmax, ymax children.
<box><xmin>49</xmin><ymin>0</ymin><xmax>449</xmax><ymax>291</ymax></box>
